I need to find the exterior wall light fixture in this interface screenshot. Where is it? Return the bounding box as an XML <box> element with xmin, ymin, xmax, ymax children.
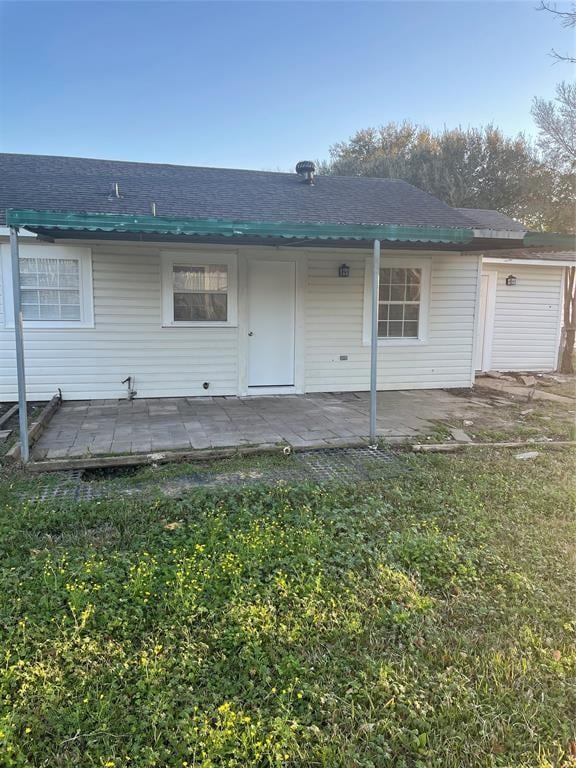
<box><xmin>506</xmin><ymin>274</ymin><xmax>517</xmax><ymax>286</ymax></box>
<box><xmin>339</xmin><ymin>263</ymin><xmax>350</xmax><ymax>278</ymax></box>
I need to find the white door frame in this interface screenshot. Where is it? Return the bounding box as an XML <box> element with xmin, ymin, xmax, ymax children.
<box><xmin>476</xmin><ymin>270</ymin><xmax>498</xmax><ymax>372</ymax></box>
<box><xmin>237</xmin><ymin>250</ymin><xmax>306</xmax><ymax>396</ymax></box>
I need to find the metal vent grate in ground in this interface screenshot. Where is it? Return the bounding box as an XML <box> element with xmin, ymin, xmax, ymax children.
<box><xmin>24</xmin><ymin>446</ymin><xmax>408</xmax><ymax>502</ymax></box>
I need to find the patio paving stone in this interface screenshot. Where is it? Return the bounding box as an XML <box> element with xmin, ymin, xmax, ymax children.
<box><xmin>31</xmin><ymin>389</ymin><xmax>486</xmax><ymax>460</ymax></box>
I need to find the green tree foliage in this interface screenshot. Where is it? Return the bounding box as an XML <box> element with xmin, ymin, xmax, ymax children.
<box><xmin>321</xmin><ymin>121</ymin><xmax>574</xmax><ymax>232</ymax></box>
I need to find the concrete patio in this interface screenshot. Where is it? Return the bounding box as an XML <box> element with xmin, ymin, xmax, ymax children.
<box><xmin>31</xmin><ymin>390</ymin><xmax>483</xmax><ymax>461</ymax></box>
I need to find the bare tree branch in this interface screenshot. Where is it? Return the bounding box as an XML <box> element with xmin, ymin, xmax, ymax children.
<box><xmin>537</xmin><ymin>1</ymin><xmax>576</xmax><ymax>26</ymax></box>
<box><xmin>537</xmin><ymin>1</ymin><xmax>576</xmax><ymax>62</ymax></box>
<box><xmin>532</xmin><ymin>82</ymin><xmax>576</xmax><ymax>170</ymax></box>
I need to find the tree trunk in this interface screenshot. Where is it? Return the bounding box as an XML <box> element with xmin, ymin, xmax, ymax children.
<box><xmin>559</xmin><ymin>266</ymin><xmax>576</xmax><ymax>374</ymax></box>
<box><xmin>561</xmin><ymin>328</ymin><xmax>575</xmax><ymax>373</ymax></box>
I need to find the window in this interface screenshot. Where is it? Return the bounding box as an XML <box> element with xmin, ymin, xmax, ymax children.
<box><xmin>20</xmin><ymin>257</ymin><xmax>81</xmax><ymax>321</ymax></box>
<box><xmin>173</xmin><ymin>265</ymin><xmax>228</xmax><ymax>322</ymax></box>
<box><xmin>1</xmin><ymin>245</ymin><xmax>93</xmax><ymax>328</ymax></box>
<box><xmin>378</xmin><ymin>267</ymin><xmax>421</xmax><ymax>338</ymax></box>
<box><xmin>363</xmin><ymin>258</ymin><xmax>430</xmax><ymax>345</ymax></box>
<box><xmin>161</xmin><ymin>252</ymin><xmax>237</xmax><ymax>327</ymax></box>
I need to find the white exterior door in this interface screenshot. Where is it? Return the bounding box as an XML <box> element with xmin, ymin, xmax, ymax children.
<box><xmin>247</xmin><ymin>260</ymin><xmax>296</xmax><ymax>387</ymax></box>
<box><xmin>476</xmin><ymin>271</ymin><xmax>497</xmax><ymax>371</ymax></box>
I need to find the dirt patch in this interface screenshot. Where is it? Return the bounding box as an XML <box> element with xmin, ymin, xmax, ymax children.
<box><xmin>0</xmin><ymin>402</ymin><xmax>48</xmax><ymax>457</ymax></box>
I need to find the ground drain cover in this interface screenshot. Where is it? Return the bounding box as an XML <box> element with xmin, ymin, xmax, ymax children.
<box><xmin>24</xmin><ymin>446</ymin><xmax>408</xmax><ymax>502</ymax></box>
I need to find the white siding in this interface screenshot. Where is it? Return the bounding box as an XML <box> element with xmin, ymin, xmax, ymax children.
<box><xmin>1</xmin><ymin>241</ymin><xmax>480</xmax><ymax>401</ymax></box>
<box><xmin>489</xmin><ymin>264</ymin><xmax>563</xmax><ymax>372</ymax></box>
<box><xmin>304</xmin><ymin>251</ymin><xmax>479</xmax><ymax>392</ymax></box>
<box><xmin>0</xmin><ymin>242</ymin><xmax>238</xmax><ymax>400</ymax></box>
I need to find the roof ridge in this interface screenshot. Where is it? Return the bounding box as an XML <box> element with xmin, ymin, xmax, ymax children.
<box><xmin>0</xmin><ymin>152</ymin><xmax>410</xmax><ymax>184</ymax></box>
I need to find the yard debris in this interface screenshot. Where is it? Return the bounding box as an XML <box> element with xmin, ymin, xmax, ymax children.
<box><xmin>0</xmin><ymin>429</ymin><xmax>12</xmax><ymax>441</ymax></box>
<box><xmin>520</xmin><ymin>409</ymin><xmax>534</xmax><ymax>416</ymax></box>
<box><xmin>514</xmin><ymin>451</ymin><xmax>540</xmax><ymax>460</ymax></box>
<box><xmin>463</xmin><ymin>419</ymin><xmax>474</xmax><ymax>427</ymax></box>
<box><xmin>541</xmin><ymin>374</ymin><xmax>567</xmax><ymax>384</ymax></box>
<box><xmin>476</xmin><ymin>376</ymin><xmax>575</xmax><ymax>404</ymax></box>
<box><xmin>163</xmin><ymin>521</ymin><xmax>183</xmax><ymax>530</ymax></box>
<box><xmin>0</xmin><ymin>403</ymin><xmax>18</xmax><ymax>429</ymax></box>
<box><xmin>485</xmin><ymin>371</ymin><xmax>514</xmax><ymax>380</ymax></box>
<box><xmin>519</xmin><ymin>375</ymin><xmax>537</xmax><ymax>387</ymax></box>
<box><xmin>412</xmin><ymin>441</ymin><xmax>575</xmax><ymax>453</ymax></box>
<box><xmin>449</xmin><ymin>428</ymin><xmax>473</xmax><ymax>443</ymax></box>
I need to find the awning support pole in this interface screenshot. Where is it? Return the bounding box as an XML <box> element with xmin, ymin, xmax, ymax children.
<box><xmin>369</xmin><ymin>239</ymin><xmax>380</xmax><ymax>446</ymax></box>
<box><xmin>10</xmin><ymin>226</ymin><xmax>29</xmax><ymax>463</ymax></box>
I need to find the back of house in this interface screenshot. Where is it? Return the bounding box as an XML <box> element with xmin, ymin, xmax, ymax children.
<box><xmin>0</xmin><ymin>152</ymin><xmax>569</xmax><ymax>402</ymax></box>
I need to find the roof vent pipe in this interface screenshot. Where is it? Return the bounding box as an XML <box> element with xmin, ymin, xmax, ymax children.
<box><xmin>296</xmin><ymin>160</ymin><xmax>316</xmax><ymax>185</ymax></box>
<box><xmin>108</xmin><ymin>182</ymin><xmax>123</xmax><ymax>200</ymax></box>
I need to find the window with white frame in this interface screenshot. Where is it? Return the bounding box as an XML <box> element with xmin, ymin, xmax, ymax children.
<box><xmin>161</xmin><ymin>252</ymin><xmax>237</xmax><ymax>326</ymax></box>
<box><xmin>378</xmin><ymin>267</ymin><xmax>422</xmax><ymax>338</ymax></box>
<box><xmin>363</xmin><ymin>258</ymin><xmax>430</xmax><ymax>344</ymax></box>
<box><xmin>20</xmin><ymin>256</ymin><xmax>82</xmax><ymax>321</ymax></box>
<box><xmin>1</xmin><ymin>245</ymin><xmax>93</xmax><ymax>328</ymax></box>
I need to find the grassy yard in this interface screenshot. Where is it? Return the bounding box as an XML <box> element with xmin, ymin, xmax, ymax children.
<box><xmin>0</xmin><ymin>448</ymin><xmax>575</xmax><ymax>767</ymax></box>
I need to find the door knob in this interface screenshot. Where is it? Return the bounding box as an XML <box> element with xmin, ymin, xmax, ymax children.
<box><xmin>248</xmin><ymin>331</ymin><xmax>254</xmax><ymax>336</ymax></box>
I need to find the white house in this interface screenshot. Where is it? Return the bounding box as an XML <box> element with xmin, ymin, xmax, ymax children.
<box><xmin>0</xmin><ymin>153</ymin><xmax>569</xmax><ymax>405</ymax></box>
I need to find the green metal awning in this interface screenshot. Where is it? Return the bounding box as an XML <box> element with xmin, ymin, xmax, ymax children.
<box><xmin>524</xmin><ymin>231</ymin><xmax>576</xmax><ymax>250</ymax></box>
<box><xmin>5</xmin><ymin>209</ymin><xmax>475</xmax><ymax>244</ymax></box>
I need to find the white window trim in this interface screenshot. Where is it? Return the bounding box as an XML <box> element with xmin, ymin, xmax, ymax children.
<box><xmin>1</xmin><ymin>244</ymin><xmax>94</xmax><ymax>329</ymax></box>
<box><xmin>362</xmin><ymin>256</ymin><xmax>431</xmax><ymax>346</ymax></box>
<box><xmin>160</xmin><ymin>251</ymin><xmax>238</xmax><ymax>328</ymax></box>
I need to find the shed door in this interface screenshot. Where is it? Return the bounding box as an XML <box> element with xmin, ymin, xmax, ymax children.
<box><xmin>247</xmin><ymin>260</ymin><xmax>296</xmax><ymax>387</ymax></box>
<box><xmin>476</xmin><ymin>271</ymin><xmax>497</xmax><ymax>371</ymax></box>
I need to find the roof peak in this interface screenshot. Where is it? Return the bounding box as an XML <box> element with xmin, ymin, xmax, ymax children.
<box><xmin>0</xmin><ymin>151</ymin><xmax>412</xmax><ymax>184</ymax></box>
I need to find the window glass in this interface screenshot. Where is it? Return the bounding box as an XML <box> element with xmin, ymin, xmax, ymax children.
<box><xmin>378</xmin><ymin>267</ymin><xmax>422</xmax><ymax>338</ymax></box>
<box><xmin>20</xmin><ymin>258</ymin><xmax>81</xmax><ymax>321</ymax></box>
<box><xmin>172</xmin><ymin>265</ymin><xmax>228</xmax><ymax>322</ymax></box>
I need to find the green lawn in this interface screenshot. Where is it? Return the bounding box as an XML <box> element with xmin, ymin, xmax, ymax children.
<box><xmin>1</xmin><ymin>449</ymin><xmax>575</xmax><ymax>767</ymax></box>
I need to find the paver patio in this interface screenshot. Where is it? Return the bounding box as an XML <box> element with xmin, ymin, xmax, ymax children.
<box><xmin>32</xmin><ymin>390</ymin><xmax>482</xmax><ymax>460</ymax></box>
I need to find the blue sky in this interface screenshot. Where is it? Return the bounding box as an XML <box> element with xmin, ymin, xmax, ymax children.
<box><xmin>0</xmin><ymin>1</ymin><xmax>573</xmax><ymax>170</ymax></box>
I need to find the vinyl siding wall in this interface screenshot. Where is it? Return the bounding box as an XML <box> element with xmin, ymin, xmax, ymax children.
<box><xmin>0</xmin><ymin>240</ymin><xmax>480</xmax><ymax>400</ymax></box>
<box><xmin>488</xmin><ymin>264</ymin><xmax>563</xmax><ymax>372</ymax></box>
<box><xmin>305</xmin><ymin>250</ymin><xmax>479</xmax><ymax>391</ymax></box>
<box><xmin>0</xmin><ymin>242</ymin><xmax>239</xmax><ymax>400</ymax></box>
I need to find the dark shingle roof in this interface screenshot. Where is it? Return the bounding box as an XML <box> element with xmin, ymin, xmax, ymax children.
<box><xmin>0</xmin><ymin>153</ymin><xmax>476</xmax><ymax>230</ymax></box>
<box><xmin>455</xmin><ymin>207</ymin><xmax>526</xmax><ymax>233</ymax></box>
